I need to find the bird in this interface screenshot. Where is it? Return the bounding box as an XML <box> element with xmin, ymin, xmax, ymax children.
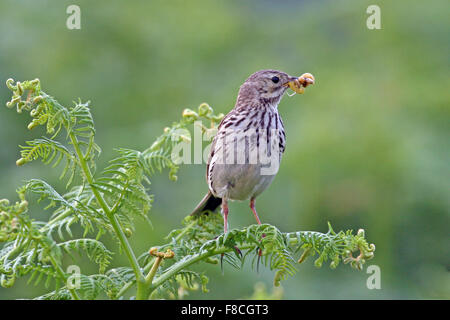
<box><xmin>190</xmin><ymin>69</ymin><xmax>314</xmax><ymax>235</ymax></box>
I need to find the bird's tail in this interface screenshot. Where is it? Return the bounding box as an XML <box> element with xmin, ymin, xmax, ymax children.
<box><xmin>190</xmin><ymin>191</ymin><xmax>222</xmax><ymax>216</ymax></box>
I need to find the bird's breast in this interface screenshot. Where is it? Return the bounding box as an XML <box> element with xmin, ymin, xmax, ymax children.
<box><xmin>207</xmin><ymin>105</ymin><xmax>286</xmax><ymax>200</ymax></box>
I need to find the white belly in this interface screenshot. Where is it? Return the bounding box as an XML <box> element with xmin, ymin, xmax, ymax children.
<box><xmin>209</xmin><ymin>162</ymin><xmax>279</xmax><ymax>200</ymax></box>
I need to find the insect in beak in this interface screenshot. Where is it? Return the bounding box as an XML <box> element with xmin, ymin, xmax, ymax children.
<box><xmin>284</xmin><ymin>73</ymin><xmax>315</xmax><ymax>96</ymax></box>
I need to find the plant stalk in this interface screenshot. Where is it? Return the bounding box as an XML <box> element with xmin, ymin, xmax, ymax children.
<box><xmin>45</xmin><ymin>245</ymin><xmax>81</xmax><ymax>300</ymax></box>
<box><xmin>68</xmin><ymin>131</ymin><xmax>144</xmax><ymax>284</ymax></box>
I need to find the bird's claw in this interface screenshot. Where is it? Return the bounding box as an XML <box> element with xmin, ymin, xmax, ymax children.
<box><xmin>233</xmin><ymin>245</ymin><xmax>242</xmax><ymax>258</ymax></box>
<box><xmin>256</xmin><ymin>247</ymin><xmax>262</xmax><ymax>273</ymax></box>
<box><xmin>219</xmin><ymin>243</ymin><xmax>242</xmax><ymax>274</ymax></box>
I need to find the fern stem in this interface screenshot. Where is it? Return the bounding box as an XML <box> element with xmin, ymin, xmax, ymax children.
<box><xmin>39</xmin><ymin>209</ymin><xmax>72</xmax><ymax>233</ymax></box>
<box><xmin>116</xmin><ymin>220</ymin><xmax>199</xmax><ymax>299</ymax></box>
<box><xmin>44</xmin><ymin>243</ymin><xmax>81</xmax><ymax>300</ymax></box>
<box><xmin>149</xmin><ymin>244</ymin><xmax>251</xmax><ymax>295</ymax></box>
<box><xmin>144</xmin><ymin>256</ymin><xmax>163</xmax><ymax>286</ymax></box>
<box><xmin>115</xmin><ymin>279</ymin><xmax>135</xmax><ymax>298</ymax></box>
<box><xmin>110</xmin><ymin>180</ymin><xmax>129</xmax><ymax>215</ymax></box>
<box><xmin>148</xmin><ymin>232</ymin><xmax>309</xmax><ymax>295</ymax></box>
<box><xmin>68</xmin><ymin>131</ymin><xmax>144</xmax><ymax>283</ymax></box>
<box><xmin>174</xmin><ymin>220</ymin><xmax>197</xmax><ymax>242</ymax></box>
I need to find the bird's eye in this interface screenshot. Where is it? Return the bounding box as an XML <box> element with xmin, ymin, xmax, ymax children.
<box><xmin>271</xmin><ymin>76</ymin><xmax>280</xmax><ymax>83</ymax></box>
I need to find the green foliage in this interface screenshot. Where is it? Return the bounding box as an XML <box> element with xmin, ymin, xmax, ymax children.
<box><xmin>157</xmin><ymin>215</ymin><xmax>375</xmax><ymax>291</ymax></box>
<box><xmin>0</xmin><ymin>79</ymin><xmax>375</xmax><ymax>299</ymax></box>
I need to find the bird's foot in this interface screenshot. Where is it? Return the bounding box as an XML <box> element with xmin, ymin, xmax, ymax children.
<box><xmin>256</xmin><ymin>248</ymin><xmax>261</xmax><ymax>273</ymax></box>
<box><xmin>233</xmin><ymin>245</ymin><xmax>242</xmax><ymax>258</ymax></box>
<box><xmin>219</xmin><ymin>246</ymin><xmax>242</xmax><ymax>274</ymax></box>
<box><xmin>255</xmin><ymin>233</ymin><xmax>266</xmax><ymax>272</ymax></box>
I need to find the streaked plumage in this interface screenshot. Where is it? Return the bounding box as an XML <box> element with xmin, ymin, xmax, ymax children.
<box><xmin>191</xmin><ymin>69</ymin><xmax>304</xmax><ymax>233</ymax></box>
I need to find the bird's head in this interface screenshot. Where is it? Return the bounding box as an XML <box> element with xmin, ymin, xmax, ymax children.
<box><xmin>236</xmin><ymin>69</ymin><xmax>314</xmax><ymax>107</ymax></box>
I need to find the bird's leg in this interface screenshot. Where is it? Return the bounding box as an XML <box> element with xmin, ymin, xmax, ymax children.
<box><xmin>219</xmin><ymin>198</ymin><xmax>241</xmax><ymax>273</ymax></box>
<box><xmin>250</xmin><ymin>198</ymin><xmax>262</xmax><ymax>225</ymax></box>
<box><xmin>250</xmin><ymin>198</ymin><xmax>265</xmax><ymax>268</ymax></box>
<box><xmin>220</xmin><ymin>197</ymin><xmax>228</xmax><ymax>273</ymax></box>
<box><xmin>222</xmin><ymin>197</ymin><xmax>229</xmax><ymax>234</ymax></box>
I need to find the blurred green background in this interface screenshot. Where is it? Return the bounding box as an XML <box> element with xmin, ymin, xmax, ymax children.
<box><xmin>0</xmin><ymin>0</ymin><xmax>449</xmax><ymax>299</ymax></box>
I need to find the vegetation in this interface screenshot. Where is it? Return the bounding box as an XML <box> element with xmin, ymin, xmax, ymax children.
<box><xmin>0</xmin><ymin>78</ymin><xmax>374</xmax><ymax>299</ymax></box>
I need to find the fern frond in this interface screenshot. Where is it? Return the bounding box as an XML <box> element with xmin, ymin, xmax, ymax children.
<box><xmin>59</xmin><ymin>239</ymin><xmax>113</xmax><ymax>273</ymax></box>
<box><xmin>24</xmin><ymin>263</ymin><xmax>63</xmax><ymax>288</ymax></box>
<box><xmin>34</xmin><ymin>288</ymin><xmax>72</xmax><ymax>300</ymax></box>
<box><xmin>104</xmin><ymin>267</ymin><xmax>136</xmax><ymax>299</ymax></box>
<box><xmin>25</xmin><ymin>179</ymin><xmax>77</xmax><ymax>211</ymax></box>
<box><xmin>77</xmin><ymin>274</ymin><xmax>104</xmax><ymax>299</ymax></box>
<box><xmin>17</xmin><ymin>138</ymin><xmax>77</xmax><ymax>186</ymax></box>
<box><xmin>151</xmin><ymin>215</ymin><xmax>375</xmax><ymax>290</ymax></box>
<box><xmin>69</xmin><ymin>101</ymin><xmax>96</xmax><ymax>137</ymax></box>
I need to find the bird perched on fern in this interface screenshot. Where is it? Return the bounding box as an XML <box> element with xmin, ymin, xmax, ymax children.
<box><xmin>1</xmin><ymin>77</ymin><xmax>378</xmax><ymax>300</ymax></box>
<box><xmin>191</xmin><ymin>69</ymin><xmax>315</xmax><ymax>234</ymax></box>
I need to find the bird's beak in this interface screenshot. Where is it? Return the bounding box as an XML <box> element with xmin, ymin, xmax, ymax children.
<box><xmin>283</xmin><ymin>73</ymin><xmax>315</xmax><ymax>94</ymax></box>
